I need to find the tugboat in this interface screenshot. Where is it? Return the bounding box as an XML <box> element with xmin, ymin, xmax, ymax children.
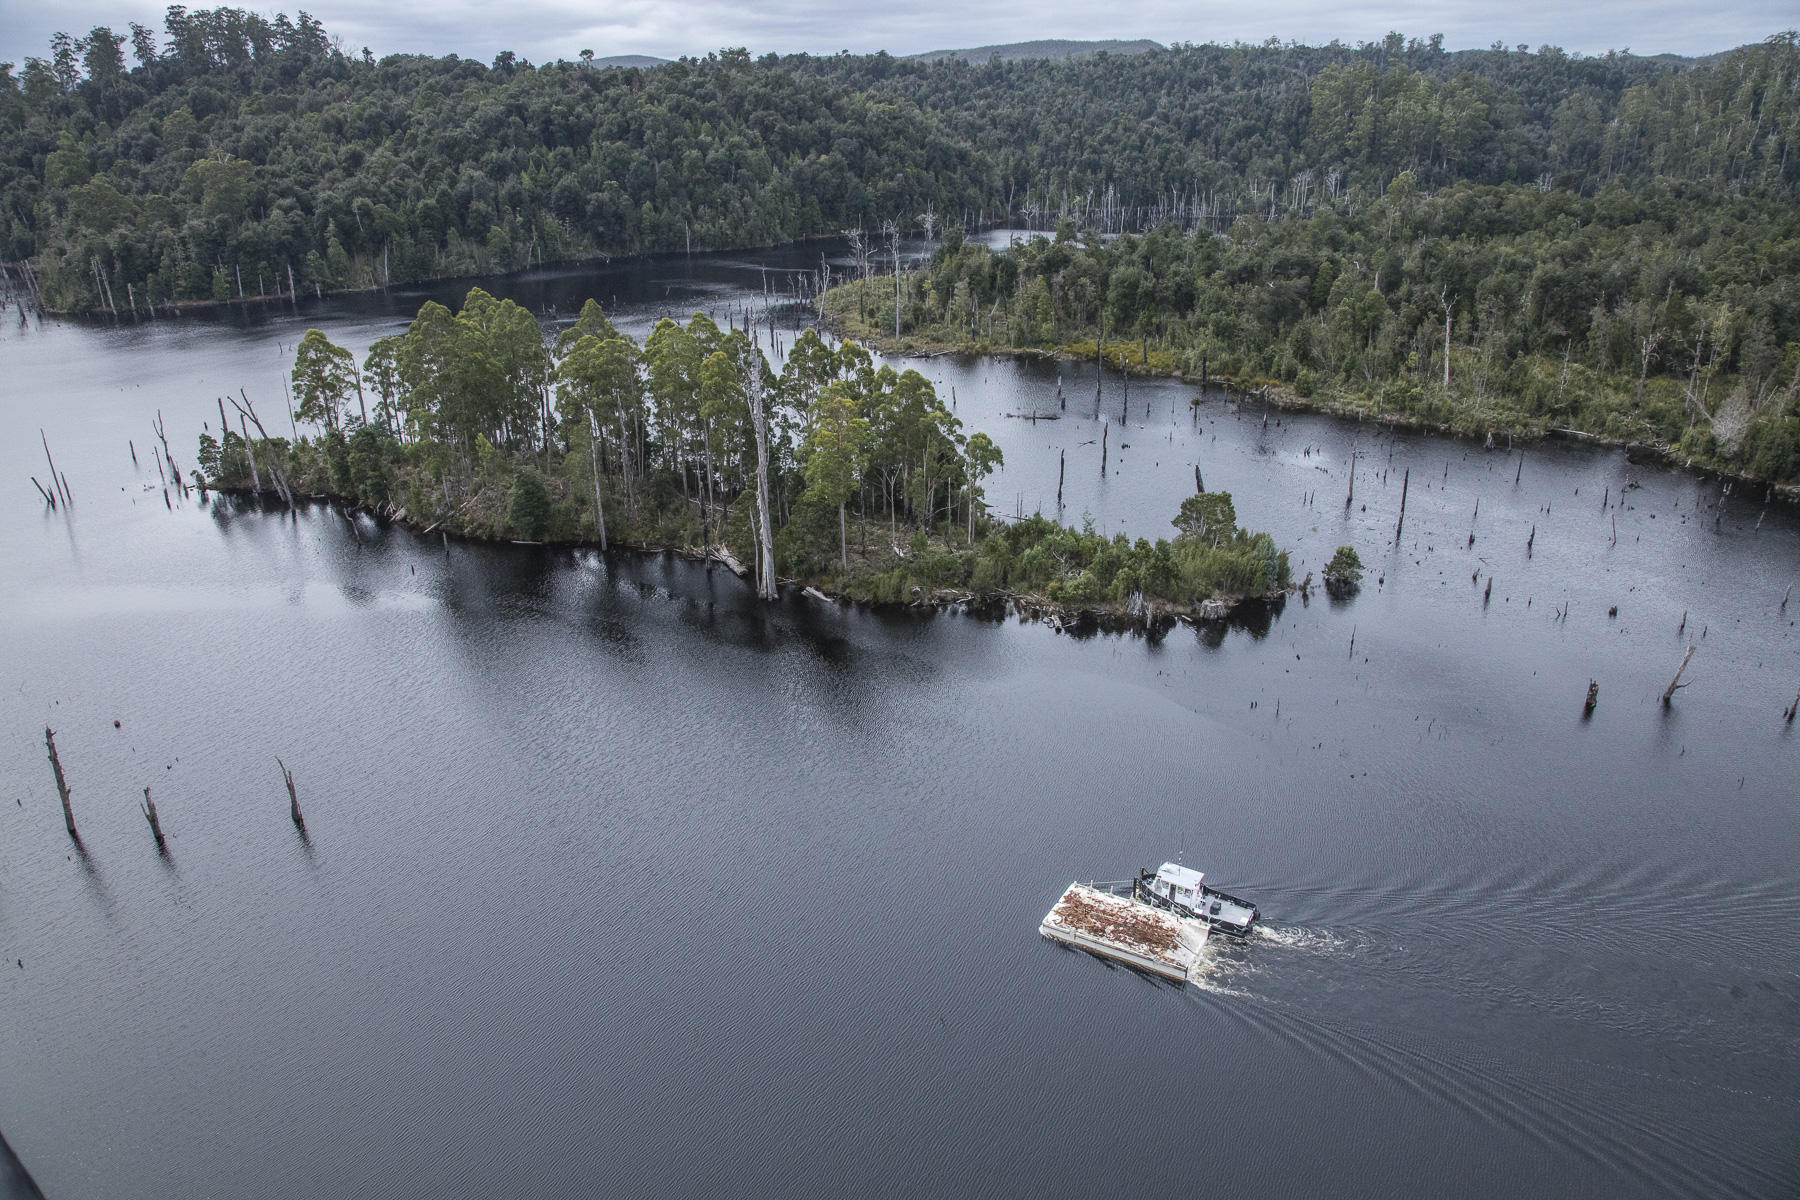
<box><xmin>1039</xmin><ymin>861</ymin><xmax>1259</xmax><ymax>984</ymax></box>
<box><xmin>1134</xmin><ymin>862</ymin><xmax>1259</xmax><ymax>939</ymax></box>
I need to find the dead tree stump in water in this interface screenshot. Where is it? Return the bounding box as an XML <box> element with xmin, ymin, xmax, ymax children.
<box><xmin>44</xmin><ymin>728</ymin><xmax>76</xmax><ymax>840</ymax></box>
<box><xmin>1662</xmin><ymin>643</ymin><xmax>1697</xmax><ymax>706</ymax></box>
<box><xmin>277</xmin><ymin>758</ymin><xmax>305</xmax><ymax>832</ymax></box>
<box><xmin>1583</xmin><ymin>680</ymin><xmax>1599</xmax><ymax>717</ymax></box>
<box><xmin>141</xmin><ymin>786</ymin><xmax>166</xmax><ymax>854</ymax></box>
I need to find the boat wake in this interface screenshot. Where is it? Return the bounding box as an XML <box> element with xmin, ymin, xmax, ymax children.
<box><xmin>1183</xmin><ymin>952</ymin><xmax>1255</xmax><ymax>997</ymax></box>
<box><xmin>1251</xmin><ymin>923</ymin><xmax>1355</xmax><ymax>955</ymax></box>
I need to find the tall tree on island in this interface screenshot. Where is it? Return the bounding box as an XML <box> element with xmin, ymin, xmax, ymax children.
<box><xmin>291</xmin><ymin>329</ymin><xmax>359</xmax><ymax>431</ymax></box>
<box><xmin>554</xmin><ymin>331</ymin><xmax>645</xmax><ymax>531</ymax></box>
<box><xmin>362</xmin><ymin>336</ymin><xmax>406</xmax><ymax>437</ymax></box>
<box><xmin>802</xmin><ymin>381</ymin><xmax>870</xmax><ymax>572</ymax></box>
<box><xmin>964</xmin><ymin>431</ymin><xmax>1003</xmax><ymax>543</ymax></box>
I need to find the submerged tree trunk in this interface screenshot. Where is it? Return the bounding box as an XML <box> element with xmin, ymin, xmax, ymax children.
<box><xmin>240</xmin><ymin>414</ymin><xmax>263</xmax><ymax>493</ymax></box>
<box><xmin>587</xmin><ymin>408</ymin><xmax>607</xmax><ymax>552</ymax></box>
<box><xmin>45</xmin><ymin>727</ymin><xmax>76</xmax><ymax>840</ymax></box>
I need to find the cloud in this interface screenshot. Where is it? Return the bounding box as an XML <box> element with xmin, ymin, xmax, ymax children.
<box><xmin>1</xmin><ymin>0</ymin><xmax>1785</xmax><ymax>73</ymax></box>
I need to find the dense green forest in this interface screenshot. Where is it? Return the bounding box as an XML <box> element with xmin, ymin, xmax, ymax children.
<box><xmin>196</xmin><ymin>294</ymin><xmax>1289</xmax><ymax>610</ymax></box>
<box><xmin>825</xmin><ymin>173</ymin><xmax>1800</xmax><ymax>482</ymax></box>
<box><xmin>3</xmin><ymin>11</ymin><xmax>1793</xmax><ymax>306</ymax></box>
<box><xmin>5</xmin><ymin>8</ymin><xmax>1797</xmax><ymax>513</ymax></box>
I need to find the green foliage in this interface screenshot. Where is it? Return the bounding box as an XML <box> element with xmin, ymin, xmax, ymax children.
<box><xmin>801</xmin><ymin>381</ymin><xmax>869</xmax><ymax>567</ymax></box>
<box><xmin>346</xmin><ymin>426</ymin><xmax>389</xmax><ymax>504</ymax></box>
<box><xmin>11</xmin><ymin>15</ymin><xmax>1795</xmax><ymax>313</ymax></box>
<box><xmin>196</xmin><ymin>431</ymin><xmax>220</xmax><ymax>477</ymax></box>
<box><xmin>13</xmin><ymin>13</ymin><xmax>1798</xmax><ymax>481</ymax></box>
<box><xmin>826</xmin><ymin>174</ymin><xmax>1800</xmax><ymax>483</ymax></box>
<box><xmin>507</xmin><ymin>469</ymin><xmax>552</xmax><ymax>538</ymax></box>
<box><xmin>1174</xmin><ymin>491</ymin><xmax>1237</xmax><ymax>545</ymax></box>
<box><xmin>291</xmin><ymin>329</ymin><xmax>358</xmax><ymax>431</ymax></box>
<box><xmin>322</xmin><ymin>426</ymin><xmax>350</xmax><ymax>495</ymax></box>
<box><xmin>1324</xmin><ymin>545</ymin><xmax>1364</xmax><ymax>589</ymax></box>
<box><xmin>200</xmin><ymin>289</ymin><xmax>1300</xmax><ymax>606</ymax></box>
<box><xmin>955</xmin><ymin>501</ymin><xmax>1286</xmax><ymax>609</ymax></box>
<box><xmin>774</xmin><ymin>492</ymin><xmax>842</xmax><ymax>577</ymax></box>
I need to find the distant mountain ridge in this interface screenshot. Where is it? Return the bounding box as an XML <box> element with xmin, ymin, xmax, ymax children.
<box><xmin>589</xmin><ymin>54</ymin><xmax>668</xmax><ymax>68</ymax></box>
<box><xmin>911</xmin><ymin>39</ymin><xmax>1163</xmax><ymax>64</ymax></box>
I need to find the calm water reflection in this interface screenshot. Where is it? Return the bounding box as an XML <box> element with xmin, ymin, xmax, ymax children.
<box><xmin>1</xmin><ymin>246</ymin><xmax>1796</xmax><ymax>1199</ymax></box>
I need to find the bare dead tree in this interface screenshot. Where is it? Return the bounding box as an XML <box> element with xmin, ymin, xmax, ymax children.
<box><xmin>1437</xmin><ymin>286</ymin><xmax>1453</xmax><ymax>389</ymax></box>
<box><xmin>585</xmin><ymin>408</ymin><xmax>607</xmax><ymax>552</ymax></box>
<box><xmin>45</xmin><ymin>727</ymin><xmax>77</xmax><ymax>839</ymax></box>
<box><xmin>230</xmin><ymin>390</ymin><xmax>294</xmax><ymax>506</ymax></box>
<box><xmin>141</xmin><ymin>786</ymin><xmax>167</xmax><ymax>854</ymax></box>
<box><xmin>745</xmin><ymin>355</ymin><xmax>777</xmax><ymax>600</ymax></box>
<box><xmin>277</xmin><ymin>758</ymin><xmax>305</xmax><ymax>832</ymax></box>
<box><xmin>1635</xmin><ymin>286</ymin><xmax>1672</xmax><ymax>407</ymax></box>
<box><xmin>1661</xmin><ymin>642</ymin><xmax>1697</xmax><ymax>706</ymax></box>
<box><xmin>883</xmin><ymin>220</ymin><xmax>902</xmax><ymax>340</ymax></box>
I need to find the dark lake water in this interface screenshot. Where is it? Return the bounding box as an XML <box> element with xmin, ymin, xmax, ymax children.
<box><xmin>2</xmin><ymin>243</ymin><xmax>1797</xmax><ymax>1198</ymax></box>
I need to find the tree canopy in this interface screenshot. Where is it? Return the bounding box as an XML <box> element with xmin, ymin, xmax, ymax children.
<box><xmin>4</xmin><ymin>12</ymin><xmax>1793</xmax><ymax>314</ymax></box>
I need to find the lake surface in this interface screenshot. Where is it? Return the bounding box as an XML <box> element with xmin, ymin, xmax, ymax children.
<box><xmin>2</xmin><ymin>244</ymin><xmax>1797</xmax><ymax>1199</ymax></box>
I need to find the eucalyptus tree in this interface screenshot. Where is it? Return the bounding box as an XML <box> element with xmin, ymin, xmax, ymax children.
<box><xmin>291</xmin><ymin>329</ymin><xmax>359</xmax><ymax>431</ymax></box>
<box><xmin>963</xmin><ymin>431</ymin><xmax>1003</xmax><ymax>542</ymax></box>
<box><xmin>554</xmin><ymin>298</ymin><xmax>620</xmax><ymax>356</ymax></box>
<box><xmin>457</xmin><ymin>287</ymin><xmax>549</xmax><ymax>449</ymax></box>
<box><xmin>555</xmin><ymin>332</ymin><xmax>646</xmax><ymax>536</ymax></box>
<box><xmin>781</xmin><ymin>328</ymin><xmax>842</xmax><ymax>408</ymax></box>
<box><xmin>801</xmin><ymin>381</ymin><xmax>870</xmax><ymax>571</ymax></box>
<box><xmin>362</xmin><ymin>336</ymin><xmax>406</xmax><ymax>437</ymax></box>
<box><xmin>736</xmin><ymin>337</ymin><xmax>781</xmax><ymax>598</ymax></box>
<box><xmin>861</xmin><ymin>362</ymin><xmax>911</xmax><ymax>539</ymax></box>
<box><xmin>398</xmin><ymin>300</ymin><xmax>503</xmax><ymax>469</ymax></box>
<box><xmin>643</xmin><ymin>317</ymin><xmax>704</xmax><ymax>487</ymax></box>
<box><xmin>697</xmin><ymin>346</ymin><xmax>747</xmax><ymax>550</ymax></box>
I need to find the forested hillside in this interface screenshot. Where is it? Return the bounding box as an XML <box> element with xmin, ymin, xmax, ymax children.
<box><xmin>3</xmin><ymin>11</ymin><xmax>1797</xmax><ymax>486</ymax></box>
<box><xmin>2</xmin><ymin>12</ymin><xmax>1793</xmax><ymax>311</ymax></box>
<box><xmin>825</xmin><ymin>175</ymin><xmax>1800</xmax><ymax>482</ymax></box>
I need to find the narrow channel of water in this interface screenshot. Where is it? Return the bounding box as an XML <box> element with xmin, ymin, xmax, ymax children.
<box><xmin>1</xmin><ymin>244</ymin><xmax>1795</xmax><ymax>1198</ymax></box>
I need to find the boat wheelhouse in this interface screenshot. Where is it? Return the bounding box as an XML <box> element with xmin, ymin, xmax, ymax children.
<box><xmin>1136</xmin><ymin>862</ymin><xmax>1259</xmax><ymax>938</ymax></box>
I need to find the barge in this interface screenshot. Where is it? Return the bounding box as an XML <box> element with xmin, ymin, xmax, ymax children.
<box><xmin>1039</xmin><ymin>881</ymin><xmax>1210</xmax><ymax>982</ymax></box>
<box><xmin>1039</xmin><ymin>862</ymin><xmax>1259</xmax><ymax>983</ymax></box>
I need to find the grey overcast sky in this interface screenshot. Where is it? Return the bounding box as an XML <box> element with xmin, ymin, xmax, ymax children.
<box><xmin>1</xmin><ymin>0</ymin><xmax>1788</xmax><ymax>72</ymax></box>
